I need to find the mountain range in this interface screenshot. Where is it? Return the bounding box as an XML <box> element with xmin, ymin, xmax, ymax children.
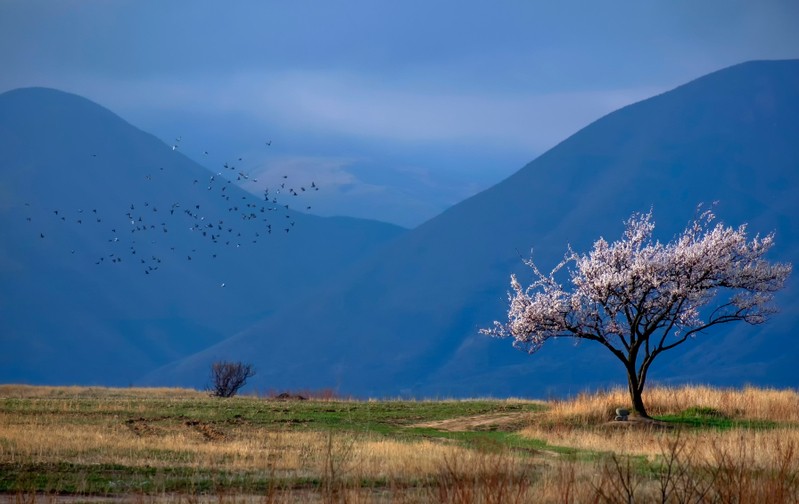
<box><xmin>2</xmin><ymin>59</ymin><xmax>797</xmax><ymax>397</ymax></box>
<box><xmin>0</xmin><ymin>87</ymin><xmax>405</xmax><ymax>385</ymax></box>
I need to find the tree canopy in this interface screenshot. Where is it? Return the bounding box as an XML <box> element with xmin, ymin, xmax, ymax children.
<box><xmin>483</xmin><ymin>208</ymin><xmax>792</xmax><ymax>417</ymax></box>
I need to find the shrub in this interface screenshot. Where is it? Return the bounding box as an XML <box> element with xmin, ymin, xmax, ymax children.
<box><xmin>208</xmin><ymin>360</ymin><xmax>255</xmax><ymax>398</ymax></box>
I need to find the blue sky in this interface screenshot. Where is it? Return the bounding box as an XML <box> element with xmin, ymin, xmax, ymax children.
<box><xmin>2</xmin><ymin>1</ymin><xmax>798</xmax><ymax>227</ymax></box>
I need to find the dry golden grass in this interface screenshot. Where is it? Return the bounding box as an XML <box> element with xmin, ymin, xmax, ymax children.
<box><xmin>523</xmin><ymin>420</ymin><xmax>799</xmax><ymax>463</ymax></box>
<box><xmin>0</xmin><ymin>392</ymin><xmax>523</xmax><ymax>484</ymax></box>
<box><xmin>3</xmin><ymin>384</ymin><xmax>799</xmax><ymax>503</ymax></box>
<box><xmin>516</xmin><ymin>384</ymin><xmax>799</xmax><ymax>503</ymax></box>
<box><xmin>523</xmin><ymin>384</ymin><xmax>799</xmax><ymax>461</ymax></box>
<box><xmin>0</xmin><ymin>384</ymin><xmax>204</xmax><ymax>400</ymax></box>
<box><xmin>545</xmin><ymin>384</ymin><xmax>799</xmax><ymax>423</ymax></box>
<box><xmin>0</xmin><ymin>411</ymin><xmax>471</xmax><ymax>476</ymax></box>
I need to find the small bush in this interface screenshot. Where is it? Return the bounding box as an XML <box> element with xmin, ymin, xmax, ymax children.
<box><xmin>208</xmin><ymin>360</ymin><xmax>255</xmax><ymax>398</ymax></box>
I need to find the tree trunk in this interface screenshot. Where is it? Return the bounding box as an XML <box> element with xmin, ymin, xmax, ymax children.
<box><xmin>627</xmin><ymin>372</ymin><xmax>650</xmax><ymax>418</ymax></box>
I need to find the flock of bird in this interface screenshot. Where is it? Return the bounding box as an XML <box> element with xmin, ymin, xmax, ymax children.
<box><xmin>26</xmin><ymin>138</ymin><xmax>319</xmax><ymax>279</ymax></box>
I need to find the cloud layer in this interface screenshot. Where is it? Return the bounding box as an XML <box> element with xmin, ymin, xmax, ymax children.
<box><xmin>2</xmin><ymin>0</ymin><xmax>797</xmax><ymax>226</ymax></box>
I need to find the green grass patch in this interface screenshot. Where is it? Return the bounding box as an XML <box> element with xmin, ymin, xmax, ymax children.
<box><xmin>403</xmin><ymin>426</ymin><xmax>590</xmax><ymax>461</ymax></box>
<box><xmin>0</xmin><ymin>461</ymin><xmax>324</xmax><ymax>495</ymax></box>
<box><xmin>160</xmin><ymin>397</ymin><xmax>546</xmax><ymax>437</ymax></box>
<box><xmin>655</xmin><ymin>406</ymin><xmax>778</xmax><ymax>430</ymax></box>
<box><xmin>0</xmin><ymin>392</ymin><xmax>550</xmax><ymax>496</ymax></box>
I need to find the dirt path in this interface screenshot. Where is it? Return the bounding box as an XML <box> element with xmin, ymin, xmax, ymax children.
<box><xmin>414</xmin><ymin>410</ymin><xmax>673</xmax><ymax>433</ymax></box>
<box><xmin>412</xmin><ymin>411</ymin><xmax>533</xmax><ymax>432</ymax></box>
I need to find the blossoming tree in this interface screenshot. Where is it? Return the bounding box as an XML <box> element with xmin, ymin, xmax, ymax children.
<box><xmin>483</xmin><ymin>208</ymin><xmax>791</xmax><ymax>417</ymax></box>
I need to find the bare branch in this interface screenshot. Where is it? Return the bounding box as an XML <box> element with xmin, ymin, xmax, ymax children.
<box><xmin>208</xmin><ymin>360</ymin><xmax>256</xmax><ymax>398</ymax></box>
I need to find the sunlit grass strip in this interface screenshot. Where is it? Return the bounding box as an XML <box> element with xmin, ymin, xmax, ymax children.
<box><xmin>0</xmin><ymin>385</ymin><xmax>204</xmax><ymax>400</ymax></box>
<box><xmin>546</xmin><ymin>385</ymin><xmax>799</xmax><ymax>423</ymax></box>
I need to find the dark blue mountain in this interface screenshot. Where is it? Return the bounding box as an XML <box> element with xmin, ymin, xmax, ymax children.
<box><xmin>0</xmin><ymin>87</ymin><xmax>406</xmax><ymax>385</ymax></box>
<box><xmin>145</xmin><ymin>59</ymin><xmax>799</xmax><ymax>397</ymax></box>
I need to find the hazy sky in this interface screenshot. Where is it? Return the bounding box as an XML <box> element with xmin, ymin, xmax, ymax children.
<box><xmin>2</xmin><ymin>1</ymin><xmax>798</xmax><ymax>227</ymax></box>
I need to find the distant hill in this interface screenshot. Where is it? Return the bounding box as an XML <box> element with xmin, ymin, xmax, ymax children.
<box><xmin>0</xmin><ymin>87</ymin><xmax>406</xmax><ymax>385</ymax></box>
<box><xmin>145</xmin><ymin>59</ymin><xmax>799</xmax><ymax>398</ymax></box>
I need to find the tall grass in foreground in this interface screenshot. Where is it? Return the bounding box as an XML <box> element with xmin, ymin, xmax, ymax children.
<box><xmin>1</xmin><ymin>384</ymin><xmax>798</xmax><ymax>502</ymax></box>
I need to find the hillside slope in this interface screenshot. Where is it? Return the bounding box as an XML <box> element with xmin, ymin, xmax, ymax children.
<box><xmin>0</xmin><ymin>87</ymin><xmax>405</xmax><ymax>385</ymax></box>
<box><xmin>146</xmin><ymin>60</ymin><xmax>799</xmax><ymax>398</ymax></box>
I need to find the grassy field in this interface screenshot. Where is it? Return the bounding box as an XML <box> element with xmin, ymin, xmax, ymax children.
<box><xmin>1</xmin><ymin>384</ymin><xmax>798</xmax><ymax>503</ymax></box>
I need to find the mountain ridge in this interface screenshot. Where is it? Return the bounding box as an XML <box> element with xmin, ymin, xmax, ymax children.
<box><xmin>144</xmin><ymin>59</ymin><xmax>798</xmax><ymax>397</ymax></box>
<box><xmin>0</xmin><ymin>86</ymin><xmax>406</xmax><ymax>385</ymax></box>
